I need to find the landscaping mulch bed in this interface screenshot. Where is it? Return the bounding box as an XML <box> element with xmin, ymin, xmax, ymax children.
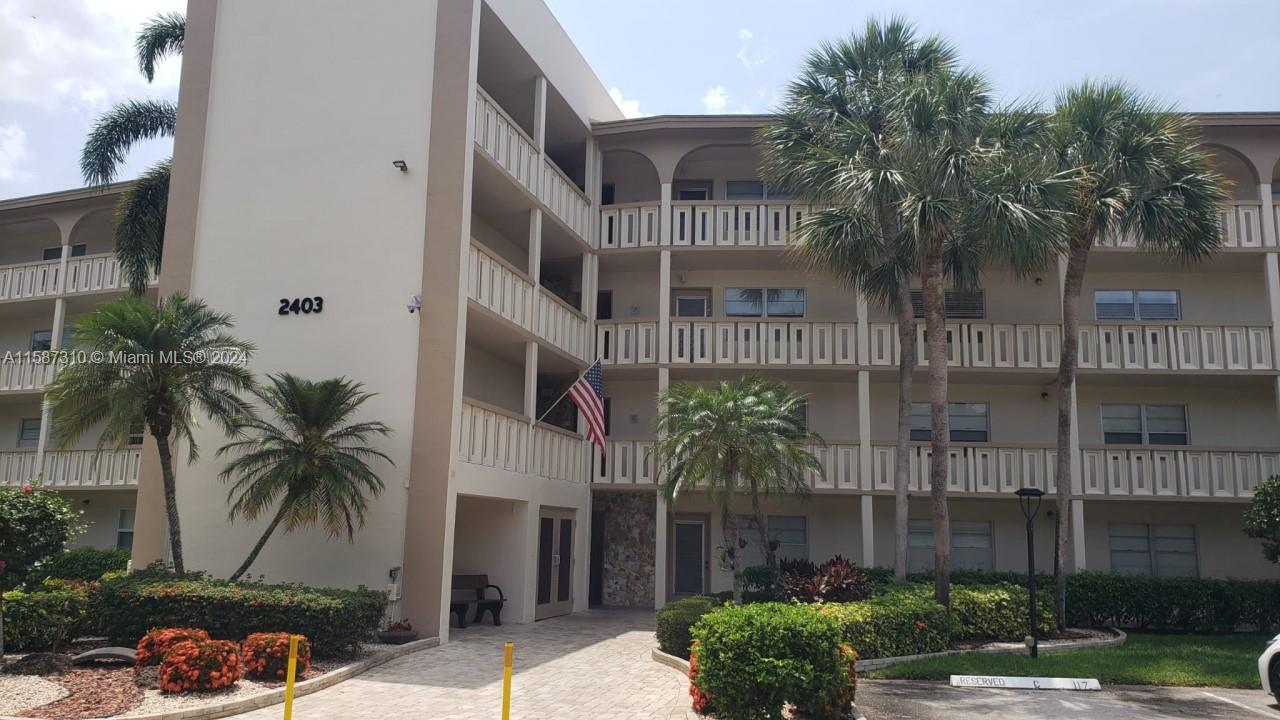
<box><xmin>950</xmin><ymin>628</ymin><xmax>1093</xmax><ymax>651</ymax></box>
<box><xmin>19</xmin><ymin>666</ymin><xmax>144</xmax><ymax>720</ymax></box>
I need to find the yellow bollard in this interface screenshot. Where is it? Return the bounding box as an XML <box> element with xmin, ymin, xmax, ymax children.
<box><xmin>501</xmin><ymin>642</ymin><xmax>514</xmax><ymax>720</ymax></box>
<box><xmin>283</xmin><ymin>635</ymin><xmax>300</xmax><ymax>720</ymax></box>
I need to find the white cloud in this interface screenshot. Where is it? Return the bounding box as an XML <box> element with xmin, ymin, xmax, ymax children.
<box><xmin>0</xmin><ymin>124</ymin><xmax>30</xmax><ymax>182</ymax></box>
<box><xmin>608</xmin><ymin>87</ymin><xmax>649</xmax><ymax>119</ymax></box>
<box><xmin>701</xmin><ymin>85</ymin><xmax>729</xmax><ymax>113</ymax></box>
<box><xmin>0</xmin><ymin>0</ymin><xmax>185</xmax><ymax>112</ymax></box>
<box><xmin>736</xmin><ymin>28</ymin><xmax>768</xmax><ymax>70</ymax></box>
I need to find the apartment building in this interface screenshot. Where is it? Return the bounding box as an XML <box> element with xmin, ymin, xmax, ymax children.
<box><xmin>3</xmin><ymin>0</ymin><xmax>1278</xmax><ymax>642</ymax></box>
<box><xmin>0</xmin><ymin>184</ymin><xmax>149</xmax><ymax>550</ymax></box>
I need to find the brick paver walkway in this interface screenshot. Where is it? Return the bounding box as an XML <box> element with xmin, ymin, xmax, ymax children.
<box><xmin>231</xmin><ymin>610</ymin><xmax>693</xmax><ymax>720</ymax></box>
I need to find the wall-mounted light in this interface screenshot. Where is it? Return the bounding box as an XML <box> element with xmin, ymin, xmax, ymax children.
<box><xmin>1034</xmin><ymin>277</ymin><xmax>1044</xmax><ymax>286</ymax></box>
<box><xmin>392</xmin><ymin>160</ymin><xmax>408</xmax><ymax>172</ymax></box>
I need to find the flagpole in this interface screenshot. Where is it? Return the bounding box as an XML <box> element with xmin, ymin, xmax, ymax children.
<box><xmin>533</xmin><ymin>358</ymin><xmax>600</xmax><ymax>425</ymax></box>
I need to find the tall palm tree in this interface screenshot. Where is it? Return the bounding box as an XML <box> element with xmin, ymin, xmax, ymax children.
<box><xmin>652</xmin><ymin>376</ymin><xmax>822</xmax><ymax>601</ymax></box>
<box><xmin>1046</xmin><ymin>82</ymin><xmax>1227</xmax><ymax>629</ymax></box>
<box><xmin>45</xmin><ymin>294</ymin><xmax>255</xmax><ymax>574</ymax></box>
<box><xmin>218</xmin><ymin>374</ymin><xmax>392</xmax><ymax>581</ymax></box>
<box><xmin>81</xmin><ymin>12</ymin><xmax>185</xmax><ymax>292</ymax></box>
<box><xmin>759</xmin><ymin>17</ymin><xmax>957</xmax><ymax>582</ymax></box>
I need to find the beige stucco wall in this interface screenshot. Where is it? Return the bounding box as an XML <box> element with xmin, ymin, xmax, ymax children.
<box><xmin>1077</xmin><ymin>270</ymin><xmax>1269</xmax><ymax>325</ymax></box>
<box><xmin>462</xmin><ymin>343</ymin><xmax>525</xmax><ymax>415</ymax></box>
<box><xmin>65</xmin><ymin>489</ymin><xmax>136</xmax><ymax>550</ymax></box>
<box><xmin>452</xmin><ymin>494</ymin><xmax>531</xmax><ymax>622</ymax></box>
<box><xmin>1076</xmin><ymin>384</ymin><xmax>1278</xmax><ymax>447</ymax></box>
<box><xmin>868</xmin><ymin>381</ymin><xmax>1058</xmax><ymax>446</ymax></box>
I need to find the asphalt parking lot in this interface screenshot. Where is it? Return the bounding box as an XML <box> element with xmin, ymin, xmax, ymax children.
<box><xmin>856</xmin><ymin>680</ymin><xmax>1280</xmax><ymax>719</ymax></box>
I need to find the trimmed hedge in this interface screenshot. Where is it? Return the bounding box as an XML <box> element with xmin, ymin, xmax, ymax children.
<box><xmin>949</xmin><ymin>584</ymin><xmax>1054</xmax><ymax>642</ymax></box>
<box><xmin>691</xmin><ymin>603</ymin><xmax>854</xmax><ymax>720</ymax></box>
<box><xmin>242</xmin><ymin>632</ymin><xmax>312</xmax><ymax>681</ymax></box>
<box><xmin>99</xmin><ymin>574</ymin><xmax>385</xmax><ymax>658</ymax></box>
<box><xmin>1066</xmin><ymin>572</ymin><xmax>1280</xmax><ymax>632</ymax></box>
<box><xmin>818</xmin><ymin>591</ymin><xmax>949</xmax><ymax>660</ymax></box>
<box><xmin>37</xmin><ymin>547</ymin><xmax>130</xmax><ymax>582</ymax></box>
<box><xmin>159</xmin><ymin>639</ymin><xmax>243</xmax><ymax>694</ymax></box>
<box><xmin>656</xmin><ymin>595</ymin><xmax>722</xmax><ymax>659</ymax></box>
<box><xmin>1</xmin><ymin>581</ymin><xmax>88</xmax><ymax>651</ymax></box>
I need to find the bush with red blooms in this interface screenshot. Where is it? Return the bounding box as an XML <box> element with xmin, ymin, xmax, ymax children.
<box><xmin>687</xmin><ymin>640</ymin><xmax>713</xmax><ymax>714</ymax></box>
<box><xmin>779</xmin><ymin>555</ymin><xmax>873</xmax><ymax>603</ymax></box>
<box><xmin>241</xmin><ymin>632</ymin><xmax>311</xmax><ymax>681</ymax></box>
<box><xmin>136</xmin><ymin>627</ymin><xmax>211</xmax><ymax>666</ymax></box>
<box><xmin>158</xmin><ymin>639</ymin><xmax>243</xmax><ymax>693</ymax></box>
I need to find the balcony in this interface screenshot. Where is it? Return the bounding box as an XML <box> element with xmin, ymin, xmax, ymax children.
<box><xmin>598</xmin><ymin>201</ymin><xmax>809</xmax><ymax>250</ymax></box>
<box><xmin>456</xmin><ymin>399</ymin><xmax>589</xmax><ymax>484</ymax></box>
<box><xmin>473</xmin><ymin>87</ymin><xmax>590</xmax><ymax>243</ymax></box>
<box><xmin>466</xmin><ymin>242</ymin><xmax>591</xmax><ymax>363</ymax></box>
<box><xmin>0</xmin><ymin>448</ymin><xmax>141</xmax><ymax>489</ymax></box>
<box><xmin>0</xmin><ymin>253</ymin><xmax>137</xmax><ymax>303</ymax></box>
<box><xmin>0</xmin><ymin>354</ymin><xmax>63</xmax><ymax>393</ymax></box>
<box><xmin>593</xmin><ymin>439</ymin><xmax>1276</xmax><ymax>500</ymax></box>
<box><xmin>1096</xmin><ymin>201</ymin><xmax>1269</xmax><ymax>250</ymax></box>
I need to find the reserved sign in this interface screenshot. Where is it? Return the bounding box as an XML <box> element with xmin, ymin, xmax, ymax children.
<box><xmin>950</xmin><ymin>675</ymin><xmax>1102</xmax><ymax>691</ymax></box>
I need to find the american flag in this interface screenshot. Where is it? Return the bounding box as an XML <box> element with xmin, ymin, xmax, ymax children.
<box><xmin>568</xmin><ymin>359</ymin><xmax>606</xmax><ymax>453</ymax></box>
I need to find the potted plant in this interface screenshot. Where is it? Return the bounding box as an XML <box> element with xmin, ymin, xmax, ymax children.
<box><xmin>377</xmin><ymin>619</ymin><xmax>417</xmax><ymax>644</ymax></box>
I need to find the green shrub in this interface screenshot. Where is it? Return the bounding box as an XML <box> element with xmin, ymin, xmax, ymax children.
<box><xmin>819</xmin><ymin>591</ymin><xmax>950</xmax><ymax>660</ymax></box>
<box><xmin>0</xmin><ymin>487</ymin><xmax>85</xmax><ymax>589</ymax></box>
<box><xmin>949</xmin><ymin>584</ymin><xmax>1054</xmax><ymax>641</ymax></box>
<box><xmin>655</xmin><ymin>595</ymin><xmax>721</xmax><ymax>659</ymax></box>
<box><xmin>1</xmin><ymin>581</ymin><xmax>88</xmax><ymax>651</ymax></box>
<box><xmin>692</xmin><ymin>603</ymin><xmax>853</xmax><ymax>720</ymax></box>
<box><xmin>98</xmin><ymin>574</ymin><xmax>385</xmax><ymax>658</ymax></box>
<box><xmin>1065</xmin><ymin>572</ymin><xmax>1280</xmax><ymax>632</ymax></box>
<box><xmin>37</xmin><ymin>547</ymin><xmax>130</xmax><ymax>582</ymax></box>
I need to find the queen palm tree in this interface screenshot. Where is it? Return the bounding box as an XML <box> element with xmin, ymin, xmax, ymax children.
<box><xmin>760</xmin><ymin>17</ymin><xmax>956</xmax><ymax>583</ymax></box>
<box><xmin>45</xmin><ymin>294</ymin><xmax>255</xmax><ymax>574</ymax></box>
<box><xmin>1046</xmin><ymin>82</ymin><xmax>1227</xmax><ymax>629</ymax></box>
<box><xmin>81</xmin><ymin>12</ymin><xmax>185</xmax><ymax>292</ymax></box>
<box><xmin>218</xmin><ymin>374</ymin><xmax>392</xmax><ymax>581</ymax></box>
<box><xmin>652</xmin><ymin>376</ymin><xmax>822</xmax><ymax>601</ymax></box>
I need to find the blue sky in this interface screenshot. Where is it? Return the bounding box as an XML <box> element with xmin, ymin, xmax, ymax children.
<box><xmin>3</xmin><ymin>0</ymin><xmax>1279</xmax><ymax>200</ymax></box>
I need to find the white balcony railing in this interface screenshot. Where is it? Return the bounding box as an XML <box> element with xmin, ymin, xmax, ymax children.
<box><xmin>0</xmin><ymin>448</ymin><xmax>141</xmax><ymax>489</ymax></box>
<box><xmin>594</xmin><ymin>439</ymin><xmax>859</xmax><ymax>490</ymax></box>
<box><xmin>1078</xmin><ymin>324</ymin><xmax>1273</xmax><ymax>371</ymax></box>
<box><xmin>1096</xmin><ymin>201</ymin><xmax>1268</xmax><ymax>249</ymax></box>
<box><xmin>596</xmin><ymin>320</ymin><xmax>857</xmax><ymax>366</ymax></box>
<box><xmin>598</xmin><ymin>203</ymin><xmax>661</xmax><ymax>249</ymax></box>
<box><xmin>473</xmin><ymin>87</ymin><xmax>590</xmax><ymax>243</ymax></box>
<box><xmin>457</xmin><ymin>400</ymin><xmax>589</xmax><ymax>484</ymax></box>
<box><xmin>1079</xmin><ymin>446</ymin><xmax>1278</xmax><ymax>498</ymax></box>
<box><xmin>467</xmin><ymin>242</ymin><xmax>590</xmax><ymax>362</ymax></box>
<box><xmin>597</xmin><ymin>201</ymin><xmax>811</xmax><ymax>250</ymax></box>
<box><xmin>869</xmin><ymin>444</ymin><xmax>1058</xmax><ymax>496</ymax></box>
<box><xmin>0</xmin><ymin>259</ymin><xmax>61</xmax><ymax>300</ymax></box>
<box><xmin>0</xmin><ymin>354</ymin><xmax>63</xmax><ymax>392</ymax></box>
<box><xmin>0</xmin><ymin>253</ymin><xmax>133</xmax><ymax>302</ymax></box>
<box><xmin>63</xmin><ymin>253</ymin><xmax>127</xmax><ymax>295</ymax></box>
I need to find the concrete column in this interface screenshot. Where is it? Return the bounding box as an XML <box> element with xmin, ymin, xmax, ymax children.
<box><xmin>528</xmin><ymin>209</ymin><xmax>543</xmax><ymax>282</ymax></box>
<box><xmin>658</xmin><ymin>250</ymin><xmax>672</xmax><ymax>363</ymax></box>
<box><xmin>520</xmin><ymin>500</ymin><xmax>540</xmax><ymax>623</ymax></box>
<box><xmin>1259</xmin><ymin>183</ymin><xmax>1275</xmax><ymax>249</ymax></box>
<box><xmin>1070</xmin><ymin>499</ymin><xmax>1086</xmax><ymax>571</ymax></box>
<box><xmin>855</xmin><ymin>292</ymin><xmax>870</xmax><ymax>365</ymax></box>
<box><xmin>659</xmin><ymin>182</ymin><xmax>672</xmax><ymax>245</ymax></box>
<box><xmin>1264</xmin><ymin>253</ymin><xmax>1280</xmax><ymax>423</ymax></box>
<box><xmin>400</xmin><ymin>0</ymin><xmax>482</xmax><ymax>644</ymax></box>
<box><xmin>532</xmin><ymin>75</ymin><xmax>547</xmax><ymax>153</ymax></box>
<box><xmin>524</xmin><ymin>342</ymin><xmax>538</xmax><ymax>421</ymax></box>
<box><xmin>654</xmin><ymin>366</ymin><xmax>670</xmax><ymax>608</ymax></box>
<box><xmin>856</xmin><ymin>368</ymin><xmax>872</xmax><ymax>557</ymax></box>
<box><xmin>36</xmin><ymin>226</ymin><xmax>74</xmax><ymax>477</ymax></box>
<box><xmin>860</xmin><ymin>495</ymin><xmax>874</xmax><ymax>568</ymax></box>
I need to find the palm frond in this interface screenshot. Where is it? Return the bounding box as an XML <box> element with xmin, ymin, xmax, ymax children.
<box><xmin>113</xmin><ymin>159</ymin><xmax>170</xmax><ymax>293</ymax></box>
<box><xmin>136</xmin><ymin>12</ymin><xmax>185</xmax><ymax>83</ymax></box>
<box><xmin>80</xmin><ymin>99</ymin><xmax>177</xmax><ymax>186</ymax></box>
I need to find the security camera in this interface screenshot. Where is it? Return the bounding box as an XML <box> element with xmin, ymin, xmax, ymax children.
<box><xmin>407</xmin><ymin>294</ymin><xmax>422</xmax><ymax>314</ymax></box>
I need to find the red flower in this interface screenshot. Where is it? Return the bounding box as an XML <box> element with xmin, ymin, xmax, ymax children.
<box><xmin>20</xmin><ymin>483</ymin><xmax>32</xmax><ymax>494</ymax></box>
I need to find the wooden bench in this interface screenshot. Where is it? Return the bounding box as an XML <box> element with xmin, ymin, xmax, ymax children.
<box><xmin>449</xmin><ymin>574</ymin><xmax>506</xmax><ymax>628</ymax></box>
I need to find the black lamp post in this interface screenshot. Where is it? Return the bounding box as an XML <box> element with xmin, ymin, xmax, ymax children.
<box><xmin>1015</xmin><ymin>487</ymin><xmax>1045</xmax><ymax>658</ymax></box>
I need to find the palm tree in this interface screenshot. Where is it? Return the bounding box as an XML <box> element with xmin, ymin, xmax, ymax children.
<box><xmin>1046</xmin><ymin>82</ymin><xmax>1227</xmax><ymax>629</ymax></box>
<box><xmin>218</xmin><ymin>374</ymin><xmax>392</xmax><ymax>581</ymax></box>
<box><xmin>81</xmin><ymin>12</ymin><xmax>185</xmax><ymax>292</ymax></box>
<box><xmin>759</xmin><ymin>17</ymin><xmax>957</xmax><ymax>582</ymax></box>
<box><xmin>652</xmin><ymin>376</ymin><xmax>822</xmax><ymax>601</ymax></box>
<box><xmin>45</xmin><ymin>294</ymin><xmax>255</xmax><ymax>574</ymax></box>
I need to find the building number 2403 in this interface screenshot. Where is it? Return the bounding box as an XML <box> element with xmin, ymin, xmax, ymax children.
<box><xmin>279</xmin><ymin>297</ymin><xmax>324</xmax><ymax>315</ymax></box>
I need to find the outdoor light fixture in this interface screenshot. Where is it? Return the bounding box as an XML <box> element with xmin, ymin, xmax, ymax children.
<box><xmin>392</xmin><ymin>160</ymin><xmax>408</xmax><ymax>172</ymax></box>
<box><xmin>1015</xmin><ymin>486</ymin><xmax>1045</xmax><ymax>658</ymax></box>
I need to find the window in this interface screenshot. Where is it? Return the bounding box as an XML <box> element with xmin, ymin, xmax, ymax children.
<box><xmin>1094</xmin><ymin>290</ymin><xmax>1180</xmax><ymax>321</ymax></box>
<box><xmin>789</xmin><ymin>399</ymin><xmax>809</xmax><ymax>432</ymax></box>
<box><xmin>1102</xmin><ymin>404</ymin><xmax>1188</xmax><ymax>445</ymax></box>
<box><xmin>1108</xmin><ymin>523</ymin><xmax>1198</xmax><ymax>576</ymax></box>
<box><xmin>17</xmin><ymin>417</ymin><xmax>41</xmax><ymax>448</ymax></box>
<box><xmin>596</xmin><ymin>291</ymin><xmax>613</xmax><ymax>320</ymax></box>
<box><xmin>910</xmin><ymin>289</ymin><xmax>986</xmax><ymax>319</ymax></box>
<box><xmin>736</xmin><ymin>515</ymin><xmax>809</xmax><ymax>564</ymax></box>
<box><xmin>41</xmin><ymin>244</ymin><xmax>86</xmax><ymax>261</ymax></box>
<box><xmin>908</xmin><ymin>520</ymin><xmax>993</xmax><ymax>571</ymax></box>
<box><xmin>910</xmin><ymin>402</ymin><xmax>989</xmax><ymax>442</ymax></box>
<box><xmin>116</xmin><ymin>509</ymin><xmax>135</xmax><ymax>551</ymax></box>
<box><xmin>30</xmin><ymin>328</ymin><xmax>75</xmax><ymax>352</ymax></box>
<box><xmin>674</xmin><ymin>181</ymin><xmax>711</xmax><ymax>201</ymax></box>
<box><xmin>724</xmin><ymin>288</ymin><xmax>805</xmax><ymax>317</ymax></box>
<box><xmin>674</xmin><ymin>293</ymin><xmax>710</xmax><ymax>317</ymax></box>
<box><xmin>725</xmin><ymin>180</ymin><xmax>765</xmax><ymax>200</ymax></box>
<box><xmin>128</xmin><ymin>421</ymin><xmax>145</xmax><ymax>446</ymax></box>
<box><xmin>600</xmin><ymin>183</ymin><xmax>615</xmax><ymax>206</ymax></box>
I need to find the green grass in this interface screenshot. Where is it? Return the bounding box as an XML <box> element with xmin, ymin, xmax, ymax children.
<box><xmin>866</xmin><ymin>633</ymin><xmax>1269</xmax><ymax>689</ymax></box>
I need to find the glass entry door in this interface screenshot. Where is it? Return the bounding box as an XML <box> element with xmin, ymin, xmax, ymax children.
<box><xmin>535</xmin><ymin>507</ymin><xmax>575</xmax><ymax>619</ymax></box>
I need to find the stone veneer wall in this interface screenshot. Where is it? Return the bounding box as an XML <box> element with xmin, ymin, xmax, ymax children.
<box><xmin>594</xmin><ymin>490</ymin><xmax>656</xmax><ymax>607</ymax></box>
